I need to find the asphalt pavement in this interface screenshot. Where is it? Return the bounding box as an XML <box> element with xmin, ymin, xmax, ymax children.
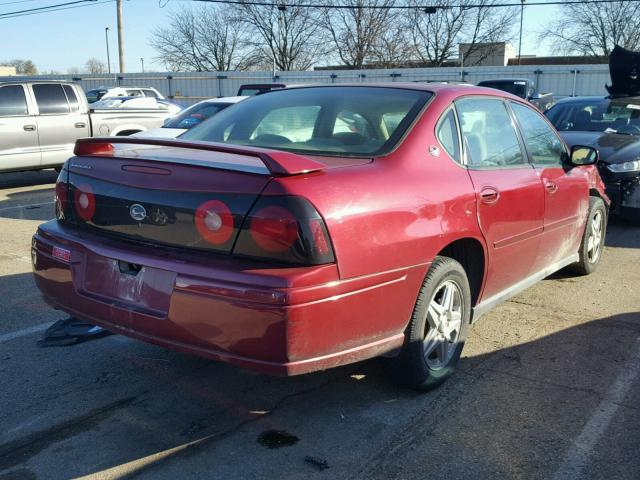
<box><xmin>0</xmin><ymin>170</ymin><xmax>638</xmax><ymax>480</ymax></box>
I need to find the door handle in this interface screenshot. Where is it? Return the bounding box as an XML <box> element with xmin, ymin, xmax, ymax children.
<box><xmin>480</xmin><ymin>187</ymin><xmax>500</xmax><ymax>205</ymax></box>
<box><xmin>23</xmin><ymin>124</ymin><xmax>36</xmax><ymax>131</ymax></box>
<box><xmin>544</xmin><ymin>180</ymin><xmax>558</xmax><ymax>194</ymax></box>
<box><xmin>75</xmin><ymin>122</ymin><xmax>87</xmax><ymax>128</ymax></box>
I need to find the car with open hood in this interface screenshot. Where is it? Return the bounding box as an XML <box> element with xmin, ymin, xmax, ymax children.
<box><xmin>545</xmin><ymin>46</ymin><xmax>640</xmax><ymax>223</ymax></box>
<box><xmin>33</xmin><ymin>84</ymin><xmax>608</xmax><ymax>390</ymax></box>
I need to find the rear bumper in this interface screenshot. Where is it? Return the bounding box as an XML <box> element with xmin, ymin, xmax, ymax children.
<box><xmin>32</xmin><ymin>221</ymin><xmax>427</xmax><ymax>375</ymax></box>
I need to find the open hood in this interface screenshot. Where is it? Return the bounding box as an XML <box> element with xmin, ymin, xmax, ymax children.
<box><xmin>606</xmin><ymin>45</ymin><xmax>640</xmax><ymax>96</ymax></box>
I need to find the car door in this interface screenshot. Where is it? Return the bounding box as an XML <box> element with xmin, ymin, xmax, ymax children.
<box><xmin>455</xmin><ymin>96</ymin><xmax>546</xmax><ymax>300</ymax></box>
<box><xmin>0</xmin><ymin>84</ymin><xmax>41</xmax><ymax>171</ymax></box>
<box><xmin>510</xmin><ymin>101</ymin><xmax>588</xmax><ymax>269</ymax></box>
<box><xmin>31</xmin><ymin>83</ymin><xmax>90</xmax><ymax>167</ymax></box>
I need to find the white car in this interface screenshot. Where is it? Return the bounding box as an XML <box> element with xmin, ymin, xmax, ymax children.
<box><xmin>133</xmin><ymin>96</ymin><xmax>247</xmax><ymax>138</ymax></box>
<box><xmin>86</xmin><ymin>86</ymin><xmax>165</xmax><ymax>102</ymax></box>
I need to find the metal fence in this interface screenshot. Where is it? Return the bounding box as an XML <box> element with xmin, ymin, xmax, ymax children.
<box><xmin>1</xmin><ymin>64</ymin><xmax>611</xmax><ymax>106</ymax></box>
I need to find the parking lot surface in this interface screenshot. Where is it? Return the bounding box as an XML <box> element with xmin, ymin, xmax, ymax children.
<box><xmin>0</xmin><ymin>170</ymin><xmax>639</xmax><ymax>480</ymax></box>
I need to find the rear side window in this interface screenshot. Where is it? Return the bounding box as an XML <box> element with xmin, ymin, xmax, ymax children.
<box><xmin>511</xmin><ymin>102</ymin><xmax>566</xmax><ymax>166</ymax></box>
<box><xmin>126</xmin><ymin>89</ymin><xmax>143</xmax><ymax>97</ymax></box>
<box><xmin>142</xmin><ymin>89</ymin><xmax>159</xmax><ymax>98</ymax></box>
<box><xmin>32</xmin><ymin>84</ymin><xmax>70</xmax><ymax>114</ymax></box>
<box><xmin>455</xmin><ymin>97</ymin><xmax>526</xmax><ymax>169</ymax></box>
<box><xmin>62</xmin><ymin>85</ymin><xmax>79</xmax><ymax>112</ymax></box>
<box><xmin>436</xmin><ymin>109</ymin><xmax>461</xmax><ymax>163</ymax></box>
<box><xmin>0</xmin><ymin>85</ymin><xmax>28</xmax><ymax>116</ymax></box>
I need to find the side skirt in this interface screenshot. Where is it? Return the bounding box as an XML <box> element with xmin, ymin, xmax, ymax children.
<box><xmin>471</xmin><ymin>253</ymin><xmax>579</xmax><ymax>324</ymax></box>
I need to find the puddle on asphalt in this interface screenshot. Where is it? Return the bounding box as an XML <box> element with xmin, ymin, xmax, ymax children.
<box><xmin>257</xmin><ymin>430</ymin><xmax>299</xmax><ymax>449</ymax></box>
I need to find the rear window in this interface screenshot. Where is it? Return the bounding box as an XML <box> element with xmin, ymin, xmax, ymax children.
<box><xmin>32</xmin><ymin>84</ymin><xmax>70</xmax><ymax>114</ymax></box>
<box><xmin>62</xmin><ymin>85</ymin><xmax>79</xmax><ymax>112</ymax></box>
<box><xmin>86</xmin><ymin>89</ymin><xmax>107</xmax><ymax>103</ymax></box>
<box><xmin>479</xmin><ymin>81</ymin><xmax>528</xmax><ymax>99</ymax></box>
<box><xmin>165</xmin><ymin>102</ymin><xmax>234</xmax><ymax>129</ymax></box>
<box><xmin>181</xmin><ymin>87</ymin><xmax>431</xmax><ymax>157</ymax></box>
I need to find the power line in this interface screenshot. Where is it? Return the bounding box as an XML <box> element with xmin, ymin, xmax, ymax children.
<box><xmin>0</xmin><ymin>0</ymin><xmax>96</xmax><ymax>17</ymax></box>
<box><xmin>0</xmin><ymin>0</ymin><xmax>111</xmax><ymax>19</ymax></box>
<box><xmin>192</xmin><ymin>0</ymin><xmax>640</xmax><ymax>9</ymax></box>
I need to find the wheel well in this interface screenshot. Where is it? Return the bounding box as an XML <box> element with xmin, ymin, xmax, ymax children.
<box><xmin>115</xmin><ymin>130</ymin><xmax>141</xmax><ymax>136</ymax></box>
<box><xmin>589</xmin><ymin>188</ymin><xmax>610</xmax><ymax>214</ymax></box>
<box><xmin>438</xmin><ymin>238</ymin><xmax>485</xmax><ymax>306</ymax></box>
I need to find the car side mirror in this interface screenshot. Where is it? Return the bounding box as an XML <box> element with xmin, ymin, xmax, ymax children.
<box><xmin>570</xmin><ymin>145</ymin><xmax>598</xmax><ymax>166</ymax></box>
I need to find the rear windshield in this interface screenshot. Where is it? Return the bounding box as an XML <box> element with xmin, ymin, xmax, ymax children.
<box><xmin>86</xmin><ymin>89</ymin><xmax>107</xmax><ymax>104</ymax></box>
<box><xmin>479</xmin><ymin>81</ymin><xmax>527</xmax><ymax>98</ymax></box>
<box><xmin>165</xmin><ymin>101</ymin><xmax>233</xmax><ymax>129</ymax></box>
<box><xmin>180</xmin><ymin>87</ymin><xmax>431</xmax><ymax>157</ymax></box>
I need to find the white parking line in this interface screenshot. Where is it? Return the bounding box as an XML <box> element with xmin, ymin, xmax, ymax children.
<box><xmin>0</xmin><ymin>322</ymin><xmax>50</xmax><ymax>344</ymax></box>
<box><xmin>551</xmin><ymin>336</ymin><xmax>640</xmax><ymax>480</ymax></box>
<box><xmin>0</xmin><ymin>201</ymin><xmax>53</xmax><ymax>213</ymax></box>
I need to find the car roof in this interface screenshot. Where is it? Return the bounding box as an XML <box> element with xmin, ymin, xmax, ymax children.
<box><xmin>201</xmin><ymin>96</ymin><xmax>248</xmax><ymax>104</ymax></box>
<box><xmin>0</xmin><ymin>80</ymin><xmax>77</xmax><ymax>86</ymax></box>
<box><xmin>260</xmin><ymin>82</ymin><xmax>524</xmax><ymax>102</ymax></box>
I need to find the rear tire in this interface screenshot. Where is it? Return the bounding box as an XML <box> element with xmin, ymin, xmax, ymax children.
<box><xmin>387</xmin><ymin>256</ymin><xmax>471</xmax><ymax>391</ymax></box>
<box><xmin>569</xmin><ymin>196</ymin><xmax>607</xmax><ymax>275</ymax></box>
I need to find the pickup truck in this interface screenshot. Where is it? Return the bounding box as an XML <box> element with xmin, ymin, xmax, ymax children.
<box><xmin>477</xmin><ymin>78</ymin><xmax>554</xmax><ymax>111</ymax></box>
<box><xmin>0</xmin><ymin>81</ymin><xmax>174</xmax><ymax>173</ymax></box>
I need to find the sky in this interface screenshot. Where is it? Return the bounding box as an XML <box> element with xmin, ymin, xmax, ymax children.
<box><xmin>0</xmin><ymin>0</ymin><xmax>558</xmax><ymax>74</ymax></box>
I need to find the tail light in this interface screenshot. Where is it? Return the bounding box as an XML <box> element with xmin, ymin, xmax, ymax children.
<box><xmin>194</xmin><ymin>199</ymin><xmax>234</xmax><ymax>246</ymax></box>
<box><xmin>233</xmin><ymin>196</ymin><xmax>335</xmax><ymax>265</ymax></box>
<box><xmin>74</xmin><ymin>184</ymin><xmax>96</xmax><ymax>221</ymax></box>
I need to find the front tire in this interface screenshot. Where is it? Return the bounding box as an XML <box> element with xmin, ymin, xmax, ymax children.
<box><xmin>388</xmin><ymin>256</ymin><xmax>471</xmax><ymax>391</ymax></box>
<box><xmin>570</xmin><ymin>196</ymin><xmax>607</xmax><ymax>275</ymax></box>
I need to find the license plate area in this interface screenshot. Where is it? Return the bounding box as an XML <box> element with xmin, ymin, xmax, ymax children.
<box><xmin>81</xmin><ymin>254</ymin><xmax>176</xmax><ymax>317</ymax></box>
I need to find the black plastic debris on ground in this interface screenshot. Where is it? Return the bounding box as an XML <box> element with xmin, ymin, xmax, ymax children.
<box><xmin>257</xmin><ymin>430</ymin><xmax>299</xmax><ymax>449</ymax></box>
<box><xmin>305</xmin><ymin>456</ymin><xmax>330</xmax><ymax>471</ymax></box>
<box><xmin>37</xmin><ymin>317</ymin><xmax>113</xmax><ymax>347</ymax></box>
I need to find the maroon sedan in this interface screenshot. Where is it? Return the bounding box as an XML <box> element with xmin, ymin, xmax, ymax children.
<box><xmin>33</xmin><ymin>84</ymin><xmax>608</xmax><ymax>390</ymax></box>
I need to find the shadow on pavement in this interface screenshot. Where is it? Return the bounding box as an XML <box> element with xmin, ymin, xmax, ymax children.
<box><xmin>0</xmin><ymin>170</ymin><xmax>58</xmax><ymax>190</ymax></box>
<box><xmin>0</xmin><ymin>276</ymin><xmax>638</xmax><ymax>480</ymax></box>
<box><xmin>0</xmin><ymin>188</ymin><xmax>55</xmax><ymax>222</ymax></box>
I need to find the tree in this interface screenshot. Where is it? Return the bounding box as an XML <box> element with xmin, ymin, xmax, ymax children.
<box><xmin>4</xmin><ymin>59</ymin><xmax>37</xmax><ymax>75</ymax></box>
<box><xmin>319</xmin><ymin>0</ymin><xmax>397</xmax><ymax>69</ymax></box>
<box><xmin>540</xmin><ymin>1</ymin><xmax>640</xmax><ymax>56</ymax></box>
<box><xmin>406</xmin><ymin>0</ymin><xmax>514</xmax><ymax>66</ymax></box>
<box><xmin>85</xmin><ymin>57</ymin><xmax>107</xmax><ymax>74</ymax></box>
<box><xmin>150</xmin><ymin>5</ymin><xmax>258</xmax><ymax>71</ymax></box>
<box><xmin>238</xmin><ymin>1</ymin><xmax>322</xmax><ymax>71</ymax></box>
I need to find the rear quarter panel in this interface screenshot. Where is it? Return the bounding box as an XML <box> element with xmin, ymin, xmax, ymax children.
<box><xmin>264</xmin><ymin>92</ymin><xmax>485</xmax><ymax>281</ymax></box>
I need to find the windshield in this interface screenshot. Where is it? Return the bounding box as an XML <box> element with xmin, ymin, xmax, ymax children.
<box><xmin>479</xmin><ymin>81</ymin><xmax>527</xmax><ymax>98</ymax></box>
<box><xmin>180</xmin><ymin>87</ymin><xmax>431</xmax><ymax>157</ymax></box>
<box><xmin>165</xmin><ymin>102</ymin><xmax>233</xmax><ymax>129</ymax></box>
<box><xmin>545</xmin><ymin>98</ymin><xmax>640</xmax><ymax>135</ymax></box>
<box><xmin>86</xmin><ymin>89</ymin><xmax>107</xmax><ymax>104</ymax></box>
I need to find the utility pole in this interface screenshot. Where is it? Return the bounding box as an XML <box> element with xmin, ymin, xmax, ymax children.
<box><xmin>117</xmin><ymin>0</ymin><xmax>125</xmax><ymax>74</ymax></box>
<box><xmin>518</xmin><ymin>0</ymin><xmax>525</xmax><ymax>66</ymax></box>
<box><xmin>140</xmin><ymin>58</ymin><xmax>145</xmax><ymax>73</ymax></box>
<box><xmin>105</xmin><ymin>27</ymin><xmax>111</xmax><ymax>74</ymax></box>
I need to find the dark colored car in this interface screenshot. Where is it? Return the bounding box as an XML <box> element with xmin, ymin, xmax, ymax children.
<box><xmin>545</xmin><ymin>95</ymin><xmax>640</xmax><ymax>222</ymax></box>
<box><xmin>477</xmin><ymin>79</ymin><xmax>554</xmax><ymax>111</ymax></box>
<box><xmin>33</xmin><ymin>84</ymin><xmax>608</xmax><ymax>390</ymax></box>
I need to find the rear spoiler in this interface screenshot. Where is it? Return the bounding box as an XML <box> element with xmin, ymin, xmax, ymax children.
<box><xmin>73</xmin><ymin>137</ymin><xmax>327</xmax><ymax>176</ymax></box>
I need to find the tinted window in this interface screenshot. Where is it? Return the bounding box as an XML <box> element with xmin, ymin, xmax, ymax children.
<box><xmin>478</xmin><ymin>81</ymin><xmax>528</xmax><ymax>99</ymax></box>
<box><xmin>455</xmin><ymin>97</ymin><xmax>525</xmax><ymax>168</ymax></box>
<box><xmin>512</xmin><ymin>102</ymin><xmax>565</xmax><ymax>166</ymax></box>
<box><xmin>126</xmin><ymin>89</ymin><xmax>143</xmax><ymax>97</ymax></box>
<box><xmin>545</xmin><ymin>98</ymin><xmax>640</xmax><ymax>135</ymax></box>
<box><xmin>0</xmin><ymin>85</ymin><xmax>29</xmax><ymax>116</ymax></box>
<box><xmin>436</xmin><ymin>109</ymin><xmax>461</xmax><ymax>163</ymax></box>
<box><xmin>165</xmin><ymin>102</ymin><xmax>233</xmax><ymax>129</ymax></box>
<box><xmin>86</xmin><ymin>89</ymin><xmax>107</xmax><ymax>103</ymax></box>
<box><xmin>181</xmin><ymin>87</ymin><xmax>431</xmax><ymax>157</ymax></box>
<box><xmin>62</xmin><ymin>85</ymin><xmax>79</xmax><ymax>112</ymax></box>
<box><xmin>32</xmin><ymin>84</ymin><xmax>70</xmax><ymax>114</ymax></box>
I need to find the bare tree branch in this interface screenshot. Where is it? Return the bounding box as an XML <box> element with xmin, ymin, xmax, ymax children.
<box><xmin>150</xmin><ymin>5</ymin><xmax>259</xmax><ymax>72</ymax></box>
<box><xmin>540</xmin><ymin>1</ymin><xmax>640</xmax><ymax>56</ymax></box>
